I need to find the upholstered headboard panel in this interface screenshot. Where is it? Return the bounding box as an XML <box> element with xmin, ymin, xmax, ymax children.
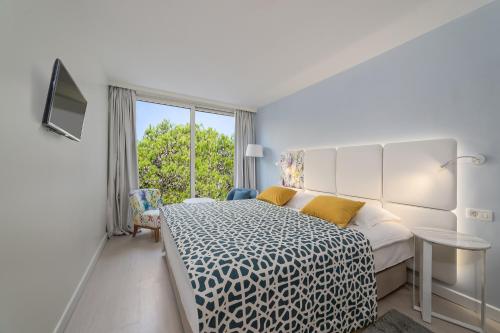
<box><xmin>280</xmin><ymin>138</ymin><xmax>458</xmax><ymax>284</ymax></box>
<box><xmin>383</xmin><ymin>139</ymin><xmax>458</xmax><ymax>284</ymax></box>
<box><xmin>338</xmin><ymin>195</ymin><xmax>382</xmax><ymax>208</ymax></box>
<box><xmin>304</xmin><ymin>148</ymin><xmax>336</xmax><ymax>193</ymax></box>
<box><xmin>384</xmin><ymin>139</ymin><xmax>457</xmax><ymax>210</ymax></box>
<box><xmin>337</xmin><ymin>144</ymin><xmax>383</xmax><ymax>200</ymax></box>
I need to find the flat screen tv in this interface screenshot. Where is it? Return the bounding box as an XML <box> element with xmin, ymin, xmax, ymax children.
<box><xmin>42</xmin><ymin>59</ymin><xmax>87</xmax><ymax>141</ymax></box>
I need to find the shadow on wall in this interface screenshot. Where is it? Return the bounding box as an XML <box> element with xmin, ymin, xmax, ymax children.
<box><xmin>258</xmin><ymin>147</ymin><xmax>280</xmax><ymax>190</ymax></box>
<box><xmin>31</xmin><ymin>64</ymin><xmax>64</xmax><ymax>139</ymax></box>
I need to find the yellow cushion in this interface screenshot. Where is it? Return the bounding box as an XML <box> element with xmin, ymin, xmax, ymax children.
<box><xmin>300</xmin><ymin>195</ymin><xmax>364</xmax><ymax>228</ymax></box>
<box><xmin>257</xmin><ymin>186</ymin><xmax>297</xmax><ymax>206</ymax></box>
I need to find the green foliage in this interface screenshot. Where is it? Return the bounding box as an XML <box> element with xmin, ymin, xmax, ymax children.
<box><xmin>137</xmin><ymin>120</ymin><xmax>234</xmax><ymax>204</ymax></box>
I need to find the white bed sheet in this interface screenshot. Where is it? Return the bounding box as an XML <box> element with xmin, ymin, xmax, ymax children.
<box><xmin>349</xmin><ymin>221</ymin><xmax>413</xmax><ymax>272</ymax></box>
<box><xmin>349</xmin><ymin>221</ymin><xmax>412</xmax><ymax>251</ymax></box>
<box><xmin>371</xmin><ymin>239</ymin><xmax>412</xmax><ymax>273</ymax></box>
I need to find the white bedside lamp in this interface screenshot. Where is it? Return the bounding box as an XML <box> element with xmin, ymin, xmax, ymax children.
<box><xmin>245</xmin><ymin>144</ymin><xmax>263</xmax><ymax>158</ymax></box>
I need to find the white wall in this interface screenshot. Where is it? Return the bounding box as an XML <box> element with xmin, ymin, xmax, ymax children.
<box><xmin>256</xmin><ymin>2</ymin><xmax>500</xmax><ymax>308</ymax></box>
<box><xmin>0</xmin><ymin>2</ymin><xmax>108</xmax><ymax>332</ymax></box>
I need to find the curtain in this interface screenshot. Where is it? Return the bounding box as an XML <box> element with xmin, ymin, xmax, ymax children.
<box><xmin>106</xmin><ymin>86</ymin><xmax>138</xmax><ymax>236</ymax></box>
<box><xmin>234</xmin><ymin>110</ymin><xmax>256</xmax><ymax>189</ymax></box>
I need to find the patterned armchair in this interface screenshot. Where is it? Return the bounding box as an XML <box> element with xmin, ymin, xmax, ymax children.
<box><xmin>129</xmin><ymin>189</ymin><xmax>163</xmax><ymax>242</ymax></box>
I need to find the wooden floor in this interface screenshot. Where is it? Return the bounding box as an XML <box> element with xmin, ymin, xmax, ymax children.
<box><xmin>66</xmin><ymin>231</ymin><xmax>500</xmax><ymax>333</ymax></box>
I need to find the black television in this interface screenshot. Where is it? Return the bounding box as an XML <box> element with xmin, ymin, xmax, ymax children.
<box><xmin>42</xmin><ymin>59</ymin><xmax>87</xmax><ymax>141</ymax></box>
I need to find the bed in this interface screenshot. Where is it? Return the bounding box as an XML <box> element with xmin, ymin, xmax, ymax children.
<box><xmin>162</xmin><ymin>199</ymin><xmax>377</xmax><ymax>332</ymax></box>
<box><xmin>161</xmin><ymin>139</ymin><xmax>458</xmax><ymax>333</ymax></box>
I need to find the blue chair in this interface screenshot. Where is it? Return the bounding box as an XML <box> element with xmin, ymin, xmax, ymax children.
<box><xmin>226</xmin><ymin>188</ymin><xmax>258</xmax><ymax>200</ymax></box>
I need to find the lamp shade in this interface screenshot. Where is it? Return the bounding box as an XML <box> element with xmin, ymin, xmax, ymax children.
<box><xmin>245</xmin><ymin>144</ymin><xmax>263</xmax><ymax>158</ymax></box>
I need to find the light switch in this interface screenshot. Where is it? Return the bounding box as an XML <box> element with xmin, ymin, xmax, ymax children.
<box><xmin>466</xmin><ymin>208</ymin><xmax>493</xmax><ymax>222</ymax></box>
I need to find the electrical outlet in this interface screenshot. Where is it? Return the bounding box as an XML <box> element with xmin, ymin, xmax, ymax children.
<box><xmin>466</xmin><ymin>208</ymin><xmax>493</xmax><ymax>222</ymax></box>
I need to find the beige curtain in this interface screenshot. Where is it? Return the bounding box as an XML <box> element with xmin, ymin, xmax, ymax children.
<box><xmin>234</xmin><ymin>110</ymin><xmax>256</xmax><ymax>189</ymax></box>
<box><xmin>106</xmin><ymin>86</ymin><xmax>138</xmax><ymax>236</ymax></box>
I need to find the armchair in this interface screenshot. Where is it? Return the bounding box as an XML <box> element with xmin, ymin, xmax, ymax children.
<box><xmin>129</xmin><ymin>189</ymin><xmax>162</xmax><ymax>242</ymax></box>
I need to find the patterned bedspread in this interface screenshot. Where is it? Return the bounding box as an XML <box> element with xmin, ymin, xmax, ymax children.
<box><xmin>161</xmin><ymin>199</ymin><xmax>376</xmax><ymax>333</ymax></box>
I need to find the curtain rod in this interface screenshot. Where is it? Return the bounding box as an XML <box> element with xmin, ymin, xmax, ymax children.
<box><xmin>108</xmin><ymin>80</ymin><xmax>256</xmax><ymax>113</ymax></box>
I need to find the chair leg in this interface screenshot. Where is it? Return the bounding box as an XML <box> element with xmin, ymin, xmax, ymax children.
<box><xmin>132</xmin><ymin>225</ymin><xmax>139</xmax><ymax>237</ymax></box>
<box><xmin>155</xmin><ymin>229</ymin><xmax>159</xmax><ymax>242</ymax></box>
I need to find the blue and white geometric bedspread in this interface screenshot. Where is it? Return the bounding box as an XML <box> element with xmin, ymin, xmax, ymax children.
<box><xmin>161</xmin><ymin>199</ymin><xmax>376</xmax><ymax>333</ymax></box>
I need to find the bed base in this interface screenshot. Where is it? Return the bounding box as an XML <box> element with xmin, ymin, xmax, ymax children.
<box><xmin>375</xmin><ymin>261</ymin><xmax>408</xmax><ymax>300</ymax></box>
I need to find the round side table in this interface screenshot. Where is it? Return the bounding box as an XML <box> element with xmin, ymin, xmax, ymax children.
<box><xmin>412</xmin><ymin>227</ymin><xmax>491</xmax><ymax>333</ymax></box>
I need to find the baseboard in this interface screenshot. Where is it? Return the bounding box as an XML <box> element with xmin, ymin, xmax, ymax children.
<box><xmin>407</xmin><ymin>270</ymin><xmax>500</xmax><ymax>323</ymax></box>
<box><xmin>52</xmin><ymin>234</ymin><xmax>108</xmax><ymax>333</ymax></box>
<box><xmin>432</xmin><ymin>282</ymin><xmax>500</xmax><ymax>323</ymax></box>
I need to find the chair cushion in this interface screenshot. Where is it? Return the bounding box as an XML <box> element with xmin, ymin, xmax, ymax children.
<box><xmin>233</xmin><ymin>189</ymin><xmax>251</xmax><ymax>200</ymax></box>
<box><xmin>138</xmin><ymin>209</ymin><xmax>161</xmax><ymax>228</ymax></box>
<box><xmin>140</xmin><ymin>191</ymin><xmax>152</xmax><ymax>211</ymax></box>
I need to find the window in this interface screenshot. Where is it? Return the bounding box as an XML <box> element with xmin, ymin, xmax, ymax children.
<box><xmin>136</xmin><ymin>100</ymin><xmax>235</xmax><ymax>203</ymax></box>
<box><xmin>195</xmin><ymin>110</ymin><xmax>235</xmax><ymax>199</ymax></box>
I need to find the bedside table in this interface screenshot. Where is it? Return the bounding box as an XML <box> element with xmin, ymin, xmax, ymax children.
<box><xmin>412</xmin><ymin>227</ymin><xmax>491</xmax><ymax>333</ymax></box>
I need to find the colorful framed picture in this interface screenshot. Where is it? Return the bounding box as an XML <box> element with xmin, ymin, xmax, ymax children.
<box><xmin>280</xmin><ymin>150</ymin><xmax>304</xmax><ymax>189</ymax></box>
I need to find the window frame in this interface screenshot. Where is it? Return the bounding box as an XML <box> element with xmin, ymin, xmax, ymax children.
<box><xmin>136</xmin><ymin>95</ymin><xmax>235</xmax><ymax>199</ymax></box>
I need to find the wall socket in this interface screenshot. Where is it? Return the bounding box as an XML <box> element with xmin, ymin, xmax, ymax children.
<box><xmin>466</xmin><ymin>208</ymin><xmax>493</xmax><ymax>222</ymax></box>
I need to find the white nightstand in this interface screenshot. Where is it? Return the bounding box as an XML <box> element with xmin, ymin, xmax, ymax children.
<box><xmin>412</xmin><ymin>227</ymin><xmax>491</xmax><ymax>333</ymax></box>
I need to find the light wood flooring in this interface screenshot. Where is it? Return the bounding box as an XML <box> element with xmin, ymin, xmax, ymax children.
<box><xmin>66</xmin><ymin>231</ymin><xmax>500</xmax><ymax>333</ymax></box>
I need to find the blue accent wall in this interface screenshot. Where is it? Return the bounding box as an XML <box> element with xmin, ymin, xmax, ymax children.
<box><xmin>256</xmin><ymin>1</ymin><xmax>500</xmax><ymax>307</ymax></box>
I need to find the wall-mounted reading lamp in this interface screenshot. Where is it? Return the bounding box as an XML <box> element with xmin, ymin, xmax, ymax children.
<box><xmin>440</xmin><ymin>154</ymin><xmax>486</xmax><ymax>168</ymax></box>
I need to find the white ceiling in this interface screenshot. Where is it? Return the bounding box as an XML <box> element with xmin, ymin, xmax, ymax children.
<box><xmin>4</xmin><ymin>0</ymin><xmax>492</xmax><ymax>109</ymax></box>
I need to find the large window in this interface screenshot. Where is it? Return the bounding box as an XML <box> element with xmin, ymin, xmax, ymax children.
<box><xmin>136</xmin><ymin>100</ymin><xmax>234</xmax><ymax>203</ymax></box>
<box><xmin>195</xmin><ymin>110</ymin><xmax>235</xmax><ymax>199</ymax></box>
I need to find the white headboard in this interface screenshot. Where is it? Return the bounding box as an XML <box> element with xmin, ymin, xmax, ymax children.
<box><xmin>290</xmin><ymin>138</ymin><xmax>458</xmax><ymax>284</ymax></box>
<box><xmin>304</xmin><ymin>148</ymin><xmax>336</xmax><ymax>193</ymax></box>
<box><xmin>384</xmin><ymin>139</ymin><xmax>457</xmax><ymax>210</ymax></box>
<box><xmin>337</xmin><ymin>144</ymin><xmax>383</xmax><ymax>200</ymax></box>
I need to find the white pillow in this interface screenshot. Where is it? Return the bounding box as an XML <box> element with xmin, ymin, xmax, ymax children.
<box><xmin>285</xmin><ymin>192</ymin><xmax>316</xmax><ymax>210</ymax></box>
<box><xmin>352</xmin><ymin>205</ymin><xmax>401</xmax><ymax>228</ymax></box>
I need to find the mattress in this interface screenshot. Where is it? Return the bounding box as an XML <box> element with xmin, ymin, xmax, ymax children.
<box><xmin>161</xmin><ymin>200</ymin><xmax>377</xmax><ymax>333</ymax></box>
<box><xmin>350</xmin><ymin>221</ymin><xmax>413</xmax><ymax>273</ymax></box>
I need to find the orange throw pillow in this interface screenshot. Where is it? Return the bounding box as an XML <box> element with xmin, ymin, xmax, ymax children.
<box><xmin>257</xmin><ymin>186</ymin><xmax>297</xmax><ymax>206</ymax></box>
<box><xmin>301</xmin><ymin>195</ymin><xmax>364</xmax><ymax>228</ymax></box>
